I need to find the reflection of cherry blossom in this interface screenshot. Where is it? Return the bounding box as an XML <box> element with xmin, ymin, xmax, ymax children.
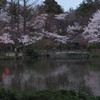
<box><xmin>2</xmin><ymin>68</ymin><xmax>10</xmax><ymax>79</ymax></box>
<box><xmin>2</xmin><ymin>73</ymin><xmax>6</xmax><ymax>79</ymax></box>
<box><xmin>2</xmin><ymin>40</ymin><xmax>7</xmax><ymax>44</ymax></box>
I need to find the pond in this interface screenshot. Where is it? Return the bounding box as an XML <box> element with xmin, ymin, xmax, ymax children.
<box><xmin>0</xmin><ymin>58</ymin><xmax>100</xmax><ymax>96</ymax></box>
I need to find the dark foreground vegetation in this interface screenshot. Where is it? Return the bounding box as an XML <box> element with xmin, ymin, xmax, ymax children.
<box><xmin>0</xmin><ymin>89</ymin><xmax>99</xmax><ymax>100</ymax></box>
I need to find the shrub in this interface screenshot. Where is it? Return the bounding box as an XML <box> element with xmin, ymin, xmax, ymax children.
<box><xmin>87</xmin><ymin>43</ymin><xmax>100</xmax><ymax>51</ymax></box>
<box><xmin>23</xmin><ymin>45</ymin><xmax>41</xmax><ymax>58</ymax></box>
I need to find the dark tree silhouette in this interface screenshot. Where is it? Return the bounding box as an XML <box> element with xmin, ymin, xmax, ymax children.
<box><xmin>44</xmin><ymin>0</ymin><xmax>63</xmax><ymax>14</ymax></box>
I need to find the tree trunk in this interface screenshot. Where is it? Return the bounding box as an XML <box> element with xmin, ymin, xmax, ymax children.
<box><xmin>23</xmin><ymin>0</ymin><xmax>26</xmax><ymax>34</ymax></box>
<box><xmin>17</xmin><ymin>0</ymin><xmax>20</xmax><ymax>34</ymax></box>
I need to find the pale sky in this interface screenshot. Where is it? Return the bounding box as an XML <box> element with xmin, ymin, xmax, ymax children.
<box><xmin>41</xmin><ymin>0</ymin><xmax>84</xmax><ymax>11</ymax></box>
<box><xmin>8</xmin><ymin>0</ymin><xmax>84</xmax><ymax>11</ymax></box>
<box><xmin>55</xmin><ymin>0</ymin><xmax>83</xmax><ymax>11</ymax></box>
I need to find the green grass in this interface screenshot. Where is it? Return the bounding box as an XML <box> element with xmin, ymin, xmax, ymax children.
<box><xmin>0</xmin><ymin>56</ymin><xmax>21</xmax><ymax>60</ymax></box>
<box><xmin>0</xmin><ymin>89</ymin><xmax>99</xmax><ymax>100</ymax></box>
<box><xmin>0</xmin><ymin>56</ymin><xmax>15</xmax><ymax>59</ymax></box>
<box><xmin>91</xmin><ymin>52</ymin><xmax>100</xmax><ymax>57</ymax></box>
<box><xmin>0</xmin><ymin>56</ymin><xmax>15</xmax><ymax>58</ymax></box>
<box><xmin>67</xmin><ymin>53</ymin><xmax>89</xmax><ymax>59</ymax></box>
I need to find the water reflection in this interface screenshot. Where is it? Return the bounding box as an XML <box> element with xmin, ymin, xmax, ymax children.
<box><xmin>2</xmin><ymin>68</ymin><xmax>10</xmax><ymax>79</ymax></box>
<box><xmin>0</xmin><ymin>59</ymin><xmax>100</xmax><ymax>96</ymax></box>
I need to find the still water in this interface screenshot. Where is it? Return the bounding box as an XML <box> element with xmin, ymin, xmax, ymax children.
<box><xmin>0</xmin><ymin>58</ymin><xmax>100</xmax><ymax>96</ymax></box>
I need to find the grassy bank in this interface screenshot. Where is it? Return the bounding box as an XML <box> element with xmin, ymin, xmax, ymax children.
<box><xmin>0</xmin><ymin>50</ymin><xmax>100</xmax><ymax>60</ymax></box>
<box><xmin>0</xmin><ymin>89</ymin><xmax>99</xmax><ymax>100</ymax></box>
<box><xmin>0</xmin><ymin>56</ymin><xmax>22</xmax><ymax>60</ymax></box>
<box><xmin>90</xmin><ymin>52</ymin><xmax>100</xmax><ymax>58</ymax></box>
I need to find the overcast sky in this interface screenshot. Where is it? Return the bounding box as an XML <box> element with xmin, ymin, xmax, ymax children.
<box><xmin>55</xmin><ymin>0</ymin><xmax>83</xmax><ymax>11</ymax></box>
<box><xmin>8</xmin><ymin>0</ymin><xmax>84</xmax><ymax>11</ymax></box>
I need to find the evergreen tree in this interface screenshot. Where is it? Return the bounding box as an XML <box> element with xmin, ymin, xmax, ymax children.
<box><xmin>76</xmin><ymin>0</ymin><xmax>100</xmax><ymax>17</ymax></box>
<box><xmin>75</xmin><ymin>0</ymin><xmax>100</xmax><ymax>25</ymax></box>
<box><xmin>44</xmin><ymin>0</ymin><xmax>63</xmax><ymax>14</ymax></box>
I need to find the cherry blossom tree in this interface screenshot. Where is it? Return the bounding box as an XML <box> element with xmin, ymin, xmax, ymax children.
<box><xmin>67</xmin><ymin>22</ymin><xmax>82</xmax><ymax>35</ymax></box>
<box><xmin>83</xmin><ymin>10</ymin><xmax>100</xmax><ymax>43</ymax></box>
